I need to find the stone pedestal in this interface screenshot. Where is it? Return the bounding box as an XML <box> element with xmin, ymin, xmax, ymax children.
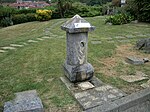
<box><xmin>61</xmin><ymin>14</ymin><xmax>95</xmax><ymax>82</ymax></box>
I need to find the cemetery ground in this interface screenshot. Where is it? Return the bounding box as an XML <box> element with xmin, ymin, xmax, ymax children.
<box><xmin>0</xmin><ymin>16</ymin><xmax>150</xmax><ymax>112</ymax></box>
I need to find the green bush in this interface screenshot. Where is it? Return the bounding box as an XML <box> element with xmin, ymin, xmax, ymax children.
<box><xmin>12</xmin><ymin>14</ymin><xmax>28</xmax><ymax>25</ymax></box>
<box><xmin>0</xmin><ymin>17</ymin><xmax>13</xmax><ymax>27</ymax></box>
<box><xmin>64</xmin><ymin>2</ymin><xmax>101</xmax><ymax>18</ymax></box>
<box><xmin>26</xmin><ymin>13</ymin><xmax>36</xmax><ymax>22</ymax></box>
<box><xmin>15</xmin><ymin>9</ymin><xmax>36</xmax><ymax>14</ymax></box>
<box><xmin>0</xmin><ymin>6</ymin><xmax>16</xmax><ymax>27</ymax></box>
<box><xmin>105</xmin><ymin>13</ymin><xmax>134</xmax><ymax>25</ymax></box>
<box><xmin>124</xmin><ymin>0</ymin><xmax>150</xmax><ymax>22</ymax></box>
<box><xmin>12</xmin><ymin>13</ymin><xmax>37</xmax><ymax>25</ymax></box>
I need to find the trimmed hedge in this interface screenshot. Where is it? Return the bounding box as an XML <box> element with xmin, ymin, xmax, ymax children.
<box><xmin>12</xmin><ymin>13</ymin><xmax>36</xmax><ymax>25</ymax></box>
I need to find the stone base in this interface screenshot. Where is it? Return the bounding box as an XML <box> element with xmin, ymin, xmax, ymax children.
<box><xmin>63</xmin><ymin>62</ymin><xmax>94</xmax><ymax>82</ymax></box>
<box><xmin>60</xmin><ymin>76</ymin><xmax>126</xmax><ymax>110</ymax></box>
<box><xmin>4</xmin><ymin>90</ymin><xmax>44</xmax><ymax>112</ymax></box>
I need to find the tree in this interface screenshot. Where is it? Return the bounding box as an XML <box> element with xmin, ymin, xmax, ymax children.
<box><xmin>112</xmin><ymin>0</ymin><xmax>120</xmax><ymax>6</ymax></box>
<box><xmin>57</xmin><ymin>0</ymin><xmax>73</xmax><ymax>18</ymax></box>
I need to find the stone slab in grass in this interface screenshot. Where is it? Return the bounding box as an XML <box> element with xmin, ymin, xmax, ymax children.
<box><xmin>28</xmin><ymin>40</ymin><xmax>38</xmax><ymax>43</ymax></box>
<box><xmin>75</xmin><ymin>85</ymin><xmax>126</xmax><ymax>110</ymax></box>
<box><xmin>126</xmin><ymin>56</ymin><xmax>144</xmax><ymax>65</ymax></box>
<box><xmin>141</xmin><ymin>80</ymin><xmax>150</xmax><ymax>88</ymax></box>
<box><xmin>60</xmin><ymin>76</ymin><xmax>126</xmax><ymax>110</ymax></box>
<box><xmin>120</xmin><ymin>72</ymin><xmax>148</xmax><ymax>83</ymax></box>
<box><xmin>91</xmin><ymin>41</ymin><xmax>102</xmax><ymax>45</ymax></box>
<box><xmin>37</xmin><ymin>38</ymin><xmax>44</xmax><ymax>41</ymax></box>
<box><xmin>41</xmin><ymin>36</ymin><xmax>51</xmax><ymax>39</ymax></box>
<box><xmin>10</xmin><ymin>44</ymin><xmax>24</xmax><ymax>47</ymax></box>
<box><xmin>1</xmin><ymin>46</ymin><xmax>16</xmax><ymax>50</ymax></box>
<box><xmin>0</xmin><ymin>49</ymin><xmax>7</xmax><ymax>53</ymax></box>
<box><xmin>4</xmin><ymin>90</ymin><xmax>44</xmax><ymax>112</ymax></box>
<box><xmin>114</xmin><ymin>36</ymin><xmax>126</xmax><ymax>39</ymax></box>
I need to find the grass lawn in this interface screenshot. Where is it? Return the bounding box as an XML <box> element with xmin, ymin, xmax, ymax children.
<box><xmin>0</xmin><ymin>16</ymin><xmax>150</xmax><ymax>111</ymax></box>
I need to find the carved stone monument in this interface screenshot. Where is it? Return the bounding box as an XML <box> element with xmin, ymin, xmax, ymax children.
<box><xmin>61</xmin><ymin>14</ymin><xmax>95</xmax><ymax>82</ymax></box>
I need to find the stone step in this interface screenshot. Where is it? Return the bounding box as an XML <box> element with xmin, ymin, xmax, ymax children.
<box><xmin>37</xmin><ymin>38</ymin><xmax>44</xmax><ymax>41</ymax></box>
<box><xmin>10</xmin><ymin>44</ymin><xmax>24</xmax><ymax>47</ymax></box>
<box><xmin>28</xmin><ymin>40</ymin><xmax>38</xmax><ymax>43</ymax></box>
<box><xmin>0</xmin><ymin>49</ymin><xmax>7</xmax><ymax>53</ymax></box>
<box><xmin>41</xmin><ymin>36</ymin><xmax>51</xmax><ymax>39</ymax></box>
<box><xmin>1</xmin><ymin>46</ymin><xmax>16</xmax><ymax>50</ymax></box>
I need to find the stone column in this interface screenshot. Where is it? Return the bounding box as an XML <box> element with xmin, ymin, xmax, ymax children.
<box><xmin>61</xmin><ymin>14</ymin><xmax>95</xmax><ymax>82</ymax></box>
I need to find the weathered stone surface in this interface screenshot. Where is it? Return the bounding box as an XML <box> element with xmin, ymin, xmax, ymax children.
<box><xmin>136</xmin><ymin>38</ymin><xmax>150</xmax><ymax>53</ymax></box>
<box><xmin>61</xmin><ymin>14</ymin><xmax>95</xmax><ymax>33</ymax></box>
<box><xmin>91</xmin><ymin>41</ymin><xmax>102</xmax><ymax>45</ymax></box>
<box><xmin>0</xmin><ymin>49</ymin><xmax>7</xmax><ymax>53</ymax></box>
<box><xmin>4</xmin><ymin>90</ymin><xmax>44</xmax><ymax>112</ymax></box>
<box><xmin>63</xmin><ymin>62</ymin><xmax>94</xmax><ymax>82</ymax></box>
<box><xmin>141</xmin><ymin>80</ymin><xmax>150</xmax><ymax>88</ymax></box>
<box><xmin>85</xmin><ymin>87</ymin><xmax>150</xmax><ymax>112</ymax></box>
<box><xmin>10</xmin><ymin>44</ymin><xmax>24</xmax><ymax>47</ymax></box>
<box><xmin>41</xmin><ymin>36</ymin><xmax>50</xmax><ymax>39</ymax></box>
<box><xmin>143</xmin><ymin>58</ymin><xmax>149</xmax><ymax>63</ymax></box>
<box><xmin>28</xmin><ymin>40</ymin><xmax>38</xmax><ymax>43</ymax></box>
<box><xmin>78</xmin><ymin>82</ymin><xmax>95</xmax><ymax>90</ymax></box>
<box><xmin>61</xmin><ymin>15</ymin><xmax>95</xmax><ymax>82</ymax></box>
<box><xmin>126</xmin><ymin>56</ymin><xmax>144</xmax><ymax>65</ymax></box>
<box><xmin>37</xmin><ymin>38</ymin><xmax>44</xmax><ymax>41</ymax></box>
<box><xmin>61</xmin><ymin>76</ymin><xmax>127</xmax><ymax>111</ymax></box>
<box><xmin>1</xmin><ymin>47</ymin><xmax>16</xmax><ymax>50</ymax></box>
<box><xmin>75</xmin><ymin>84</ymin><xmax>126</xmax><ymax>110</ymax></box>
<box><xmin>120</xmin><ymin>71</ymin><xmax>148</xmax><ymax>82</ymax></box>
<box><xmin>60</xmin><ymin>76</ymin><xmax>103</xmax><ymax>92</ymax></box>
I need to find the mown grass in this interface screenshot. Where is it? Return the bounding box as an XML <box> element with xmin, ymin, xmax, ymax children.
<box><xmin>0</xmin><ymin>16</ymin><xmax>150</xmax><ymax>111</ymax></box>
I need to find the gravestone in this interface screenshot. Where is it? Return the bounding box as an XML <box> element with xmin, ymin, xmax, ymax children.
<box><xmin>61</xmin><ymin>14</ymin><xmax>95</xmax><ymax>82</ymax></box>
<box><xmin>4</xmin><ymin>90</ymin><xmax>44</xmax><ymax>112</ymax></box>
<box><xmin>126</xmin><ymin>56</ymin><xmax>144</xmax><ymax>65</ymax></box>
<box><xmin>136</xmin><ymin>38</ymin><xmax>150</xmax><ymax>53</ymax></box>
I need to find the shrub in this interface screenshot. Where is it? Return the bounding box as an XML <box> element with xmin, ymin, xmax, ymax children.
<box><xmin>0</xmin><ymin>6</ymin><xmax>16</xmax><ymax>27</ymax></box>
<box><xmin>124</xmin><ymin>0</ymin><xmax>150</xmax><ymax>22</ymax></box>
<box><xmin>105</xmin><ymin>13</ymin><xmax>134</xmax><ymax>25</ymax></box>
<box><xmin>26</xmin><ymin>13</ymin><xmax>36</xmax><ymax>22</ymax></box>
<box><xmin>14</xmin><ymin>9</ymin><xmax>36</xmax><ymax>14</ymax></box>
<box><xmin>64</xmin><ymin>2</ymin><xmax>101</xmax><ymax>18</ymax></box>
<box><xmin>36</xmin><ymin>9</ymin><xmax>52</xmax><ymax>21</ymax></box>
<box><xmin>12</xmin><ymin>14</ymin><xmax>28</xmax><ymax>25</ymax></box>
<box><xmin>12</xmin><ymin>13</ymin><xmax>37</xmax><ymax>25</ymax></box>
<box><xmin>0</xmin><ymin>17</ymin><xmax>13</xmax><ymax>27</ymax></box>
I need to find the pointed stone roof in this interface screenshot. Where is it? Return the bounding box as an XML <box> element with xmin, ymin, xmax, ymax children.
<box><xmin>61</xmin><ymin>14</ymin><xmax>95</xmax><ymax>33</ymax></box>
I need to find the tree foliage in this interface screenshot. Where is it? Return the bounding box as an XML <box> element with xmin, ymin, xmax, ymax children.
<box><xmin>125</xmin><ymin>0</ymin><xmax>150</xmax><ymax>22</ymax></box>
